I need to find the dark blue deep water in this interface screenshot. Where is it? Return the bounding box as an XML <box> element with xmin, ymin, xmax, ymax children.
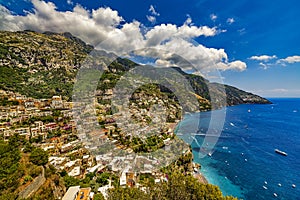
<box><xmin>176</xmin><ymin>98</ymin><xmax>300</xmax><ymax>200</ymax></box>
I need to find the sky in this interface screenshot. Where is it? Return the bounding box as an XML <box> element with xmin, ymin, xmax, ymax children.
<box><xmin>0</xmin><ymin>0</ymin><xmax>300</xmax><ymax>97</ymax></box>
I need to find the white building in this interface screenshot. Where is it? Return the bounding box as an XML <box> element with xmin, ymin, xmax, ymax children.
<box><xmin>62</xmin><ymin>186</ymin><xmax>80</xmax><ymax>200</ymax></box>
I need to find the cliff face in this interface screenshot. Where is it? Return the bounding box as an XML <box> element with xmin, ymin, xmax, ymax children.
<box><xmin>0</xmin><ymin>30</ymin><xmax>92</xmax><ymax>100</ymax></box>
<box><xmin>170</xmin><ymin>67</ymin><xmax>271</xmax><ymax>106</ymax></box>
<box><xmin>0</xmin><ymin>30</ymin><xmax>271</xmax><ymax>105</ymax></box>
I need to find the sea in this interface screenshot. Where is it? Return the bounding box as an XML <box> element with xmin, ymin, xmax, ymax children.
<box><xmin>175</xmin><ymin>98</ymin><xmax>300</xmax><ymax>200</ymax></box>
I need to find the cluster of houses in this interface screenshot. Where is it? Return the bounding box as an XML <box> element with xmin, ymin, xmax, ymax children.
<box><xmin>0</xmin><ymin>90</ymin><xmax>74</xmax><ymax>141</ymax></box>
<box><xmin>0</xmin><ymin>90</ymin><xmax>185</xmax><ymax>199</ymax></box>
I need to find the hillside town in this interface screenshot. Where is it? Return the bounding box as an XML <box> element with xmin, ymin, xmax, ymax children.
<box><xmin>0</xmin><ymin>89</ymin><xmax>198</xmax><ymax>199</ymax></box>
<box><xmin>0</xmin><ymin>30</ymin><xmax>262</xmax><ymax>200</ymax></box>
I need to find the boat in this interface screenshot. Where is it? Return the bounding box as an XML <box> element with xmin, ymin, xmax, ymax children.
<box><xmin>278</xmin><ymin>183</ymin><xmax>281</xmax><ymax>187</ymax></box>
<box><xmin>275</xmin><ymin>149</ymin><xmax>288</xmax><ymax>156</ymax></box>
<box><xmin>292</xmin><ymin>184</ymin><xmax>296</xmax><ymax>188</ymax></box>
<box><xmin>263</xmin><ymin>186</ymin><xmax>268</xmax><ymax>190</ymax></box>
<box><xmin>207</xmin><ymin>152</ymin><xmax>212</xmax><ymax>157</ymax></box>
<box><xmin>273</xmin><ymin>193</ymin><xmax>278</xmax><ymax>197</ymax></box>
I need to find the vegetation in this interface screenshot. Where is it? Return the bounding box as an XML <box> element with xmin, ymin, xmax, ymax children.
<box><xmin>0</xmin><ymin>30</ymin><xmax>271</xmax><ymax>199</ymax></box>
<box><xmin>29</xmin><ymin>147</ymin><xmax>49</xmax><ymax>166</ymax></box>
<box><xmin>0</xmin><ymin>134</ymin><xmax>50</xmax><ymax>199</ymax></box>
<box><xmin>94</xmin><ymin>193</ymin><xmax>106</xmax><ymax>200</ymax></box>
<box><xmin>62</xmin><ymin>171</ymin><xmax>119</xmax><ymax>193</ymax></box>
<box><xmin>107</xmin><ymin>171</ymin><xmax>237</xmax><ymax>200</ymax></box>
<box><xmin>0</xmin><ymin>137</ymin><xmax>22</xmax><ymax>195</ymax></box>
<box><xmin>161</xmin><ymin>150</ymin><xmax>194</xmax><ymax>175</ymax></box>
<box><xmin>0</xmin><ymin>96</ymin><xmax>19</xmax><ymax>106</ymax></box>
<box><xmin>0</xmin><ymin>30</ymin><xmax>271</xmax><ymax>102</ymax></box>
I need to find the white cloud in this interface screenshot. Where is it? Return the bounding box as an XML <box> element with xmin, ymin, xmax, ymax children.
<box><xmin>271</xmin><ymin>88</ymin><xmax>289</xmax><ymax>92</ymax></box>
<box><xmin>144</xmin><ymin>21</ymin><xmax>217</xmax><ymax>47</ymax></box>
<box><xmin>147</xmin><ymin>5</ymin><xmax>160</xmax><ymax>24</ymax></box>
<box><xmin>0</xmin><ymin>1</ymin><xmax>246</xmax><ymax>73</ymax></box>
<box><xmin>226</xmin><ymin>18</ymin><xmax>235</xmax><ymax>24</ymax></box>
<box><xmin>278</xmin><ymin>55</ymin><xmax>300</xmax><ymax>64</ymax></box>
<box><xmin>0</xmin><ymin>1</ymin><xmax>124</xmax><ymax>45</ymax></box>
<box><xmin>249</xmin><ymin>55</ymin><xmax>277</xmax><ymax>61</ymax></box>
<box><xmin>146</xmin><ymin>15</ymin><xmax>156</xmax><ymax>23</ymax></box>
<box><xmin>238</xmin><ymin>28</ymin><xmax>246</xmax><ymax>35</ymax></box>
<box><xmin>149</xmin><ymin>5</ymin><xmax>160</xmax><ymax>16</ymax></box>
<box><xmin>67</xmin><ymin>0</ymin><xmax>73</xmax><ymax>5</ymax></box>
<box><xmin>259</xmin><ymin>62</ymin><xmax>269</xmax><ymax>70</ymax></box>
<box><xmin>216</xmin><ymin>60</ymin><xmax>246</xmax><ymax>71</ymax></box>
<box><xmin>184</xmin><ymin>15</ymin><xmax>192</xmax><ymax>25</ymax></box>
<box><xmin>0</xmin><ymin>5</ymin><xmax>21</xmax><ymax>31</ymax></box>
<box><xmin>210</xmin><ymin>14</ymin><xmax>217</xmax><ymax>21</ymax></box>
<box><xmin>249</xmin><ymin>54</ymin><xmax>300</xmax><ymax>69</ymax></box>
<box><xmin>92</xmin><ymin>7</ymin><xmax>124</xmax><ymax>26</ymax></box>
<box><xmin>252</xmin><ymin>88</ymin><xmax>300</xmax><ymax>97</ymax></box>
<box><xmin>227</xmin><ymin>61</ymin><xmax>247</xmax><ymax>71</ymax></box>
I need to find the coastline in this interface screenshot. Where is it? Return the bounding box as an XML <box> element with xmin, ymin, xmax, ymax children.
<box><xmin>171</xmin><ymin>119</ymin><xmax>210</xmax><ymax>185</ymax></box>
<box><xmin>175</xmin><ymin>99</ymin><xmax>300</xmax><ymax>199</ymax></box>
<box><xmin>194</xmin><ymin>171</ymin><xmax>209</xmax><ymax>184</ymax></box>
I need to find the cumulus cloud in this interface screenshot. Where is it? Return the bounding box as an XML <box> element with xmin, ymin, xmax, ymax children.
<box><xmin>0</xmin><ymin>0</ymin><xmax>246</xmax><ymax>73</ymax></box>
<box><xmin>216</xmin><ymin>60</ymin><xmax>246</xmax><ymax>71</ymax></box>
<box><xmin>278</xmin><ymin>55</ymin><xmax>300</xmax><ymax>64</ymax></box>
<box><xmin>144</xmin><ymin>23</ymin><xmax>217</xmax><ymax>46</ymax></box>
<box><xmin>249</xmin><ymin>55</ymin><xmax>277</xmax><ymax>61</ymax></box>
<box><xmin>227</xmin><ymin>61</ymin><xmax>247</xmax><ymax>71</ymax></box>
<box><xmin>0</xmin><ymin>1</ymin><xmax>125</xmax><ymax>45</ymax></box>
<box><xmin>226</xmin><ymin>18</ymin><xmax>235</xmax><ymax>24</ymax></box>
<box><xmin>0</xmin><ymin>5</ymin><xmax>20</xmax><ymax>30</ymax></box>
<box><xmin>249</xmin><ymin>54</ymin><xmax>300</xmax><ymax>69</ymax></box>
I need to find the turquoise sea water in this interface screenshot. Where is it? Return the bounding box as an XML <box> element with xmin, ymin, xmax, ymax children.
<box><xmin>176</xmin><ymin>98</ymin><xmax>300</xmax><ymax>200</ymax></box>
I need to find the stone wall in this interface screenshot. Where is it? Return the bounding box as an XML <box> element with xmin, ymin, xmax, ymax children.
<box><xmin>18</xmin><ymin>167</ymin><xmax>46</xmax><ymax>199</ymax></box>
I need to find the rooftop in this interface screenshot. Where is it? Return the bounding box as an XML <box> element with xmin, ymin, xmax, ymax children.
<box><xmin>62</xmin><ymin>186</ymin><xmax>80</xmax><ymax>200</ymax></box>
<box><xmin>75</xmin><ymin>187</ymin><xmax>91</xmax><ymax>200</ymax></box>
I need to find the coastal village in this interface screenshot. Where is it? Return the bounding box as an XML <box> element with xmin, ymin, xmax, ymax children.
<box><xmin>0</xmin><ymin>89</ymin><xmax>201</xmax><ymax>200</ymax></box>
<box><xmin>0</xmin><ymin>30</ymin><xmax>268</xmax><ymax>200</ymax></box>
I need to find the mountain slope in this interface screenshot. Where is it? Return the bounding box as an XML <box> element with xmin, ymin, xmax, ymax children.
<box><xmin>0</xmin><ymin>30</ymin><xmax>271</xmax><ymax>105</ymax></box>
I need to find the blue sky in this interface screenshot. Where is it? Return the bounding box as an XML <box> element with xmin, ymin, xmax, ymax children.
<box><xmin>1</xmin><ymin>0</ymin><xmax>300</xmax><ymax>97</ymax></box>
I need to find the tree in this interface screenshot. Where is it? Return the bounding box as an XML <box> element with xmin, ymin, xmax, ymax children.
<box><xmin>29</xmin><ymin>147</ymin><xmax>49</xmax><ymax>166</ymax></box>
<box><xmin>8</xmin><ymin>133</ymin><xmax>26</xmax><ymax>148</ymax></box>
<box><xmin>63</xmin><ymin>175</ymin><xmax>80</xmax><ymax>188</ymax></box>
<box><xmin>96</xmin><ymin>172</ymin><xmax>110</xmax><ymax>186</ymax></box>
<box><xmin>94</xmin><ymin>193</ymin><xmax>106</xmax><ymax>200</ymax></box>
<box><xmin>0</xmin><ymin>140</ymin><xmax>21</xmax><ymax>194</ymax></box>
<box><xmin>107</xmin><ymin>187</ymin><xmax>150</xmax><ymax>200</ymax></box>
